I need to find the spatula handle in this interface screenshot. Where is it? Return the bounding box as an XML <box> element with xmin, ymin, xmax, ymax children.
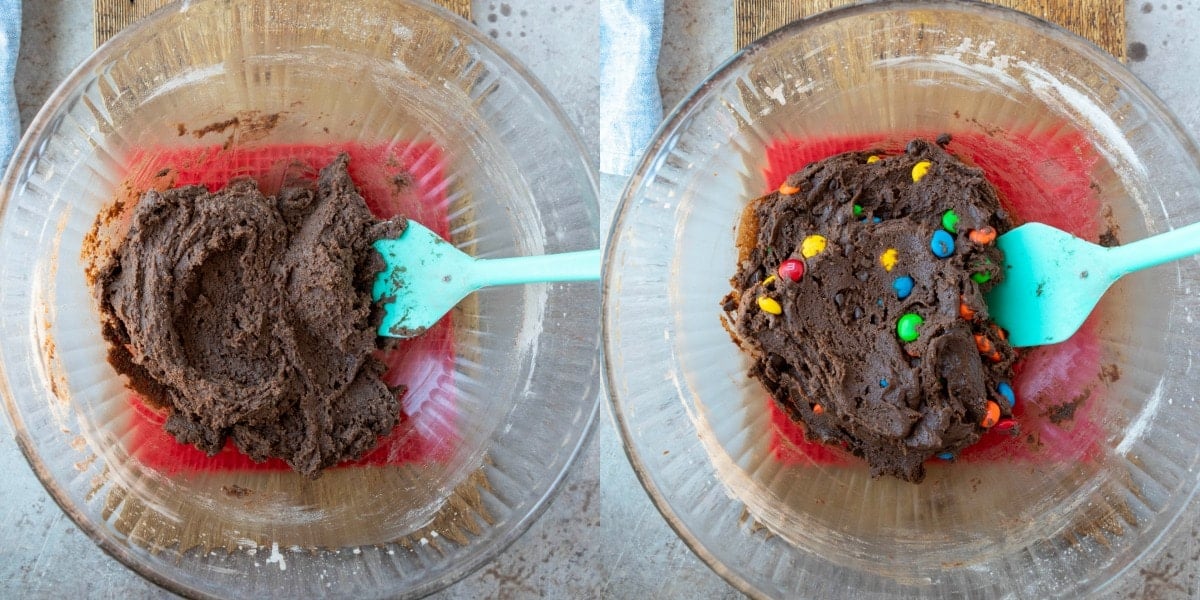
<box><xmin>1109</xmin><ymin>221</ymin><xmax>1200</xmax><ymax>277</ymax></box>
<box><xmin>473</xmin><ymin>249</ymin><xmax>602</xmax><ymax>288</ymax></box>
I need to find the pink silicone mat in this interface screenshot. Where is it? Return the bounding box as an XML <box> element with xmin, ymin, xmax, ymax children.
<box><xmin>760</xmin><ymin>129</ymin><xmax>1110</xmax><ymax>466</ymax></box>
<box><xmin>117</xmin><ymin>142</ymin><xmax>459</xmax><ymax>473</ymax></box>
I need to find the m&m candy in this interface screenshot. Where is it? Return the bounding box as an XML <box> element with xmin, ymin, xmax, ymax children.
<box><xmin>801</xmin><ymin>235</ymin><xmax>827</xmax><ymax>258</ymax></box>
<box><xmin>930</xmin><ymin>230</ymin><xmax>955</xmax><ymax>258</ymax></box>
<box><xmin>941</xmin><ymin>210</ymin><xmax>959</xmax><ymax>232</ymax></box>
<box><xmin>897</xmin><ymin>313</ymin><xmax>924</xmax><ymax>342</ymax></box>
<box><xmin>777</xmin><ymin>258</ymin><xmax>805</xmax><ymax>282</ymax></box>
<box><xmin>981</xmin><ymin>401</ymin><xmax>1001</xmax><ymax>428</ymax></box>
<box><xmin>912</xmin><ymin>160</ymin><xmax>932</xmax><ymax>182</ymax></box>
<box><xmin>893</xmin><ymin>275</ymin><xmax>914</xmax><ymax>299</ymax></box>
<box><xmin>757</xmin><ymin>297</ymin><xmax>782</xmax><ymax>315</ymax></box>
<box><xmin>997</xmin><ymin>382</ymin><xmax>1016</xmax><ymax>407</ymax></box>
<box><xmin>959</xmin><ymin>300</ymin><xmax>976</xmax><ymax>320</ymax></box>
<box><xmin>969</xmin><ymin>227</ymin><xmax>997</xmax><ymax>244</ymax></box>
<box><xmin>974</xmin><ymin>334</ymin><xmax>1002</xmax><ymax>362</ymax></box>
<box><xmin>880</xmin><ymin>248</ymin><xmax>899</xmax><ymax>271</ymax></box>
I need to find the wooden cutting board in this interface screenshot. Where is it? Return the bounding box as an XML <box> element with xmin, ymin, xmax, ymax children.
<box><xmin>736</xmin><ymin>0</ymin><xmax>1125</xmax><ymax>60</ymax></box>
<box><xmin>95</xmin><ymin>0</ymin><xmax>472</xmax><ymax>46</ymax></box>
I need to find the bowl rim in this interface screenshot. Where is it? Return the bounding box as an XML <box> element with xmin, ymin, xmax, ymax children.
<box><xmin>602</xmin><ymin>0</ymin><xmax>1200</xmax><ymax>597</ymax></box>
<box><xmin>0</xmin><ymin>0</ymin><xmax>601</xmax><ymax>597</ymax></box>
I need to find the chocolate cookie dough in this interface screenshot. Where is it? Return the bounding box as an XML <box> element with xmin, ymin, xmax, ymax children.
<box><xmin>723</xmin><ymin>138</ymin><xmax>1019</xmax><ymax>483</ymax></box>
<box><xmin>96</xmin><ymin>153</ymin><xmax>404</xmax><ymax>478</ymax></box>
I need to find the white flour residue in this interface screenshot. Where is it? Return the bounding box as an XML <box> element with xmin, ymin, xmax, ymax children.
<box><xmin>876</xmin><ymin>39</ymin><xmax>1151</xmax><ymax>223</ymax></box>
<box><xmin>1117</xmin><ymin>379</ymin><xmax>1164</xmax><ymax>455</ymax></box>
<box><xmin>873</xmin><ymin>49</ymin><xmax>1022</xmax><ymax>94</ymax></box>
<box><xmin>1019</xmin><ymin>61</ymin><xmax>1146</xmax><ymax>180</ymax></box>
<box><xmin>791</xmin><ymin>76</ymin><xmax>817</xmax><ymax>96</ymax></box>
<box><xmin>266</xmin><ymin>542</ymin><xmax>287</xmax><ymax>571</ymax></box>
<box><xmin>762</xmin><ymin>83</ymin><xmax>787</xmax><ymax>106</ymax></box>
<box><xmin>951</xmin><ymin>37</ymin><xmax>974</xmax><ymax>58</ymax></box>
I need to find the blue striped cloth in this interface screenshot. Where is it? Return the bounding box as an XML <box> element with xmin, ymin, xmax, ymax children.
<box><xmin>599</xmin><ymin>0</ymin><xmax>664</xmax><ymax>176</ymax></box>
<box><xmin>1</xmin><ymin>0</ymin><xmax>19</xmax><ymax>170</ymax></box>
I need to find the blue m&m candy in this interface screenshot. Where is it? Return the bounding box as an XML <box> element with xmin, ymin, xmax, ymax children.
<box><xmin>997</xmin><ymin>382</ymin><xmax>1016</xmax><ymax>407</ymax></box>
<box><xmin>893</xmin><ymin>275</ymin><xmax>914</xmax><ymax>300</ymax></box>
<box><xmin>930</xmin><ymin>230</ymin><xmax>955</xmax><ymax>258</ymax></box>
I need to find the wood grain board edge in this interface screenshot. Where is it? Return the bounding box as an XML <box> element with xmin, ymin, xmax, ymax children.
<box><xmin>95</xmin><ymin>0</ymin><xmax>473</xmax><ymax>47</ymax></box>
<box><xmin>735</xmin><ymin>0</ymin><xmax>1126</xmax><ymax>60</ymax></box>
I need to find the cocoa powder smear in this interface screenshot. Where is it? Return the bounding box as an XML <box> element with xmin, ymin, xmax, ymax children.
<box><xmin>95</xmin><ymin>153</ymin><xmax>405</xmax><ymax>477</ymax></box>
<box><xmin>723</xmin><ymin>138</ymin><xmax>1019</xmax><ymax>483</ymax></box>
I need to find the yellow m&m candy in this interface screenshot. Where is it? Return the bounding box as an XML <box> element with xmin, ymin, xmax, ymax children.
<box><xmin>912</xmin><ymin>160</ymin><xmax>932</xmax><ymax>183</ymax></box>
<box><xmin>880</xmin><ymin>248</ymin><xmax>899</xmax><ymax>272</ymax></box>
<box><xmin>757</xmin><ymin>297</ymin><xmax>782</xmax><ymax>315</ymax></box>
<box><xmin>801</xmin><ymin>235</ymin><xmax>827</xmax><ymax>258</ymax></box>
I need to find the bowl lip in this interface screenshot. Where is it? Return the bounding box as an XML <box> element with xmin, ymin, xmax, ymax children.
<box><xmin>0</xmin><ymin>0</ymin><xmax>601</xmax><ymax>598</ymax></box>
<box><xmin>601</xmin><ymin>0</ymin><xmax>1200</xmax><ymax>597</ymax></box>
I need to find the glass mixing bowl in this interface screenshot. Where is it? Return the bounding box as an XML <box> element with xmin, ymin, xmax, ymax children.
<box><xmin>0</xmin><ymin>0</ymin><xmax>598</xmax><ymax>597</ymax></box>
<box><xmin>604</xmin><ymin>1</ymin><xmax>1200</xmax><ymax>598</ymax></box>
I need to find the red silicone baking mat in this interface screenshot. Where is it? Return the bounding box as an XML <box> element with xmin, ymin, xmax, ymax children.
<box><xmin>760</xmin><ymin>129</ymin><xmax>1110</xmax><ymax>466</ymax></box>
<box><xmin>117</xmin><ymin>142</ymin><xmax>458</xmax><ymax>473</ymax></box>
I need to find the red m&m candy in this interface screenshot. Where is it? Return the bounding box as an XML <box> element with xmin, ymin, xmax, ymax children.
<box><xmin>778</xmin><ymin>259</ymin><xmax>805</xmax><ymax>282</ymax></box>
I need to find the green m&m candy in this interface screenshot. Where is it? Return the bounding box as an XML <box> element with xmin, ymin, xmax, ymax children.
<box><xmin>897</xmin><ymin>313</ymin><xmax>924</xmax><ymax>342</ymax></box>
<box><xmin>941</xmin><ymin>209</ymin><xmax>959</xmax><ymax>232</ymax></box>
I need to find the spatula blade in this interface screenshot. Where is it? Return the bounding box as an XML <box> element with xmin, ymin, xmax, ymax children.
<box><xmin>372</xmin><ymin>222</ymin><xmax>476</xmax><ymax>338</ymax></box>
<box><xmin>987</xmin><ymin>223</ymin><xmax>1116</xmax><ymax>348</ymax></box>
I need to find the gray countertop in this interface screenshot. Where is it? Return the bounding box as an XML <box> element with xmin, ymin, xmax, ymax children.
<box><xmin>5</xmin><ymin>0</ymin><xmax>1200</xmax><ymax>598</ymax></box>
<box><xmin>598</xmin><ymin>1</ymin><xmax>1200</xmax><ymax>599</ymax></box>
<box><xmin>2</xmin><ymin>1</ymin><xmax>598</xmax><ymax>598</ymax></box>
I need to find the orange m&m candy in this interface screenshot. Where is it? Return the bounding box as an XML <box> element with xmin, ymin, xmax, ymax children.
<box><xmin>981</xmin><ymin>401</ymin><xmax>1001</xmax><ymax>428</ymax></box>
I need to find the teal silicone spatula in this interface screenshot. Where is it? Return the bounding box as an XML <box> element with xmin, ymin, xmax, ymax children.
<box><xmin>985</xmin><ymin>221</ymin><xmax>1200</xmax><ymax>348</ymax></box>
<box><xmin>372</xmin><ymin>221</ymin><xmax>601</xmax><ymax>338</ymax></box>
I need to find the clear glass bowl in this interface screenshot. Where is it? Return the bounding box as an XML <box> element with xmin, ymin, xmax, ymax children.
<box><xmin>604</xmin><ymin>2</ymin><xmax>1200</xmax><ymax>598</ymax></box>
<box><xmin>0</xmin><ymin>0</ymin><xmax>598</xmax><ymax>597</ymax></box>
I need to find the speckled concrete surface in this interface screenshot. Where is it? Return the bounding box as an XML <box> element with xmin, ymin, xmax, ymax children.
<box><xmin>597</xmin><ymin>2</ymin><xmax>741</xmax><ymax>595</ymax></box>
<box><xmin>596</xmin><ymin>3</ymin><xmax>739</xmax><ymax>593</ymax></box>
<box><xmin>655</xmin><ymin>1</ymin><xmax>733</xmax><ymax>114</ymax></box>
<box><xmin>2</xmin><ymin>0</ymin><xmax>598</xmax><ymax>598</ymax></box>
<box><xmin>598</xmin><ymin>0</ymin><xmax>1200</xmax><ymax>598</ymax></box>
<box><xmin>8</xmin><ymin>0</ymin><xmax>1200</xmax><ymax>598</ymax></box>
